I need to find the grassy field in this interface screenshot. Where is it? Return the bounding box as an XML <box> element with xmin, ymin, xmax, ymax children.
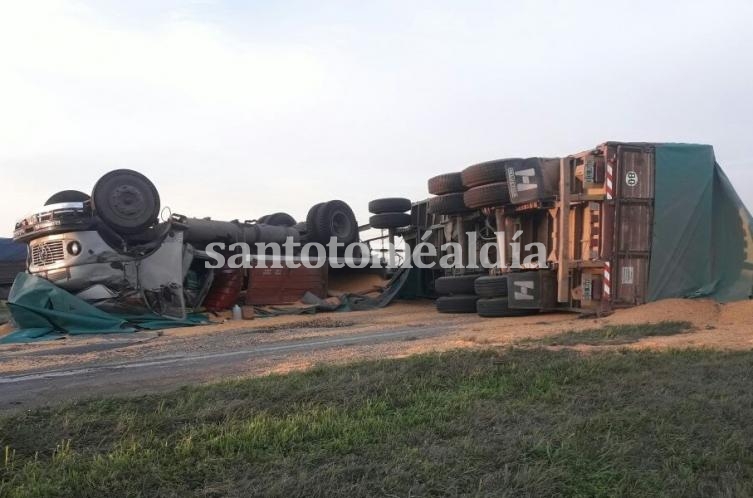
<box><xmin>3</xmin><ymin>338</ymin><xmax>753</xmax><ymax>496</ymax></box>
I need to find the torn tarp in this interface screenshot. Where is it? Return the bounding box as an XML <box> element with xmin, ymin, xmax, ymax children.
<box><xmin>1</xmin><ymin>267</ymin><xmax>411</xmax><ymax>342</ymax></box>
<box><xmin>1</xmin><ymin>273</ymin><xmax>208</xmax><ymax>344</ymax></box>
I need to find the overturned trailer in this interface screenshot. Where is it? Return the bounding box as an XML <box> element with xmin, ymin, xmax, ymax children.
<box><xmin>418</xmin><ymin>142</ymin><xmax>753</xmax><ymax>315</ymax></box>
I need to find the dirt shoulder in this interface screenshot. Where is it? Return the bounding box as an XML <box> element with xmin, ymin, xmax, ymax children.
<box><xmin>2</xmin><ymin>298</ymin><xmax>753</xmax><ymax>377</ymax></box>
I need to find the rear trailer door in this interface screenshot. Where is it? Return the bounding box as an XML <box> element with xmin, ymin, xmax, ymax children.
<box><xmin>608</xmin><ymin>143</ymin><xmax>654</xmax><ymax>306</ymax></box>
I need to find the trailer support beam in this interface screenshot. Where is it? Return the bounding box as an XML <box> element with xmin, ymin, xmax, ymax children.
<box><xmin>557</xmin><ymin>157</ymin><xmax>571</xmax><ymax>303</ymax></box>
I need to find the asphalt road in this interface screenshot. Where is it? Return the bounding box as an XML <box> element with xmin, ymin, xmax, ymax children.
<box><xmin>0</xmin><ymin>323</ymin><xmax>452</xmax><ymax>413</ymax></box>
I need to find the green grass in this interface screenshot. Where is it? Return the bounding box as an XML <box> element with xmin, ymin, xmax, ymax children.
<box><xmin>524</xmin><ymin>321</ymin><xmax>694</xmax><ymax>347</ymax></box>
<box><xmin>3</xmin><ymin>346</ymin><xmax>753</xmax><ymax>497</ymax></box>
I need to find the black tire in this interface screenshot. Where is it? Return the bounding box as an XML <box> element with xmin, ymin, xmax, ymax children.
<box><xmin>92</xmin><ymin>169</ymin><xmax>160</xmax><ymax>234</ymax></box>
<box><xmin>474</xmin><ymin>275</ymin><xmax>509</xmax><ymax>298</ymax></box>
<box><xmin>260</xmin><ymin>212</ymin><xmax>296</xmax><ymax>227</ymax></box>
<box><xmin>434</xmin><ymin>274</ymin><xmax>480</xmax><ymax>295</ymax></box>
<box><xmin>45</xmin><ymin>190</ymin><xmax>90</xmax><ymax>205</ymax></box>
<box><xmin>369</xmin><ymin>212</ymin><xmax>411</xmax><ymax>229</ymax></box>
<box><xmin>428</xmin><ymin>173</ymin><xmax>464</xmax><ymax>195</ymax></box>
<box><xmin>464</xmin><ymin>182</ymin><xmax>511</xmax><ymax>209</ymax></box>
<box><xmin>477</xmin><ymin>297</ymin><xmax>536</xmax><ymax>317</ymax></box>
<box><xmin>305</xmin><ymin>202</ymin><xmax>326</xmax><ymax>243</ymax></box>
<box><xmin>461</xmin><ymin>159</ymin><xmax>523</xmax><ymax>188</ymax></box>
<box><xmin>368</xmin><ymin>198</ymin><xmax>411</xmax><ymax>214</ymax></box>
<box><xmin>436</xmin><ymin>294</ymin><xmax>479</xmax><ymax>314</ymax></box>
<box><xmin>308</xmin><ymin>200</ymin><xmax>358</xmax><ymax>245</ymax></box>
<box><xmin>427</xmin><ymin>193</ymin><xmax>469</xmax><ymax>215</ymax></box>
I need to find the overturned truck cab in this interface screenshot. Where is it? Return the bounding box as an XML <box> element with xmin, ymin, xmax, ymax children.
<box><xmin>13</xmin><ymin>170</ymin><xmax>360</xmax><ymax>318</ymax></box>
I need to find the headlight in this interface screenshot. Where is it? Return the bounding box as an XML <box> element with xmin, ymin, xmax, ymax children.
<box><xmin>67</xmin><ymin>241</ymin><xmax>82</xmax><ymax>256</ymax></box>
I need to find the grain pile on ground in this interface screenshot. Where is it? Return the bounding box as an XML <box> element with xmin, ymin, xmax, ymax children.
<box><xmin>2</xmin><ymin>298</ymin><xmax>753</xmax><ymax>375</ymax></box>
<box><xmin>603</xmin><ymin>298</ymin><xmax>722</xmax><ymax>327</ymax></box>
<box><xmin>601</xmin><ymin>299</ymin><xmax>753</xmax><ymax>349</ymax></box>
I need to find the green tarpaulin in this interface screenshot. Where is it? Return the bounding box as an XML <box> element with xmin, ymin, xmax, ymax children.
<box><xmin>1</xmin><ymin>269</ymin><xmax>409</xmax><ymax>343</ymax></box>
<box><xmin>1</xmin><ymin>273</ymin><xmax>208</xmax><ymax>343</ymax></box>
<box><xmin>648</xmin><ymin>144</ymin><xmax>753</xmax><ymax>302</ymax></box>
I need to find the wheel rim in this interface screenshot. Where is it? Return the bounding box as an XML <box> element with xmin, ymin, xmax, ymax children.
<box><xmin>111</xmin><ymin>185</ymin><xmax>144</xmax><ymax>217</ymax></box>
<box><xmin>92</xmin><ymin>169</ymin><xmax>160</xmax><ymax>233</ymax></box>
<box><xmin>330</xmin><ymin>211</ymin><xmax>352</xmax><ymax>239</ymax></box>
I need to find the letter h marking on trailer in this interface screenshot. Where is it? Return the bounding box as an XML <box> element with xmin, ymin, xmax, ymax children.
<box><xmin>514</xmin><ymin>280</ymin><xmax>535</xmax><ymax>301</ymax></box>
<box><xmin>514</xmin><ymin>168</ymin><xmax>538</xmax><ymax>192</ymax></box>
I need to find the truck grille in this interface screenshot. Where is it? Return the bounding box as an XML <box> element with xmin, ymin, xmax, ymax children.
<box><xmin>31</xmin><ymin>240</ymin><xmax>65</xmax><ymax>267</ymax></box>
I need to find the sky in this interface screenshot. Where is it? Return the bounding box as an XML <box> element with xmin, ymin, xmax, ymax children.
<box><xmin>1</xmin><ymin>0</ymin><xmax>752</xmax><ymax>237</ymax></box>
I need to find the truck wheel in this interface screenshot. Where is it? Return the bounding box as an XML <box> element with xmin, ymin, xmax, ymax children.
<box><xmin>368</xmin><ymin>198</ymin><xmax>411</xmax><ymax>214</ymax></box>
<box><xmin>305</xmin><ymin>202</ymin><xmax>326</xmax><ymax>243</ymax></box>
<box><xmin>463</xmin><ymin>182</ymin><xmax>511</xmax><ymax>210</ymax></box>
<box><xmin>434</xmin><ymin>274</ymin><xmax>480</xmax><ymax>295</ymax></box>
<box><xmin>477</xmin><ymin>297</ymin><xmax>536</xmax><ymax>317</ymax></box>
<box><xmin>427</xmin><ymin>193</ymin><xmax>469</xmax><ymax>215</ymax></box>
<box><xmin>92</xmin><ymin>169</ymin><xmax>160</xmax><ymax>234</ymax></box>
<box><xmin>309</xmin><ymin>200</ymin><xmax>358</xmax><ymax>245</ymax></box>
<box><xmin>261</xmin><ymin>212</ymin><xmax>296</xmax><ymax>227</ymax></box>
<box><xmin>45</xmin><ymin>190</ymin><xmax>90</xmax><ymax>205</ymax></box>
<box><xmin>436</xmin><ymin>294</ymin><xmax>478</xmax><ymax>313</ymax></box>
<box><xmin>369</xmin><ymin>213</ymin><xmax>411</xmax><ymax>229</ymax></box>
<box><xmin>461</xmin><ymin>159</ymin><xmax>523</xmax><ymax>188</ymax></box>
<box><xmin>474</xmin><ymin>275</ymin><xmax>509</xmax><ymax>297</ymax></box>
<box><xmin>428</xmin><ymin>173</ymin><xmax>464</xmax><ymax>195</ymax></box>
